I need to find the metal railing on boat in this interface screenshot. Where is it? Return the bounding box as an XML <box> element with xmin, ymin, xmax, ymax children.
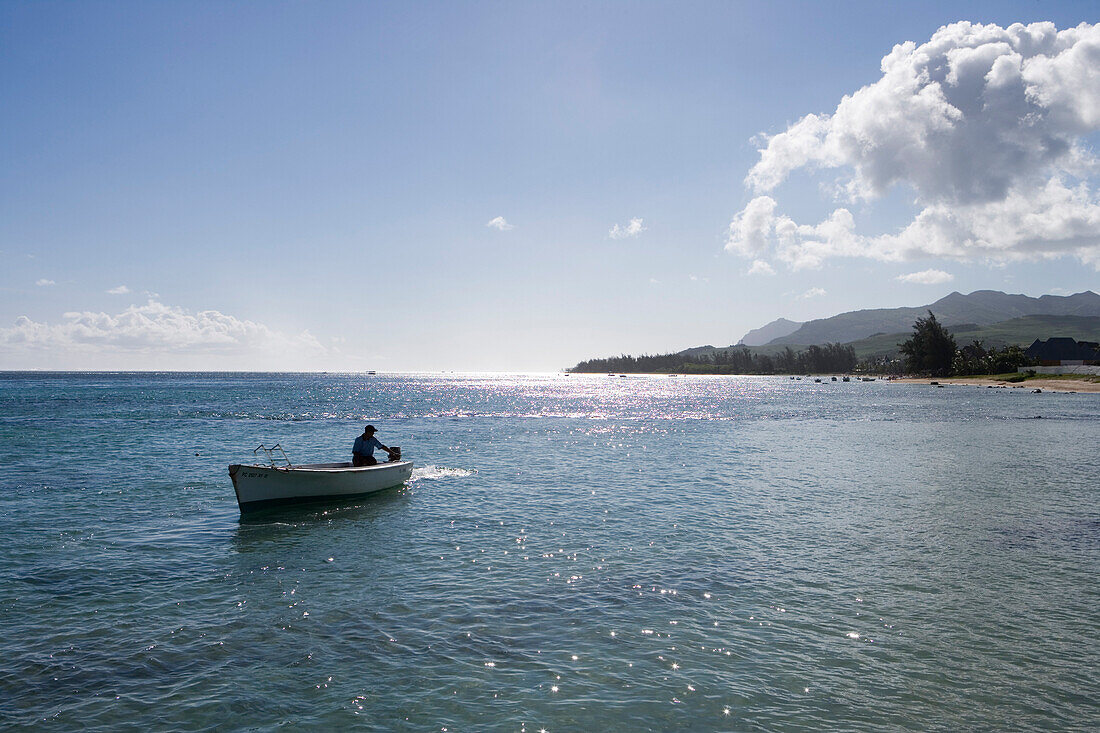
<box><xmin>254</xmin><ymin>443</ymin><xmax>293</xmax><ymax>469</ymax></box>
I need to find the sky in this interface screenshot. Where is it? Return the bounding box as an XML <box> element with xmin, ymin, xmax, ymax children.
<box><xmin>2</xmin><ymin>0</ymin><xmax>1099</xmax><ymax>371</ymax></box>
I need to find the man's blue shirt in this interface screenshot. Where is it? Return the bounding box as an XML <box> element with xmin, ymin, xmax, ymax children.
<box><xmin>353</xmin><ymin>435</ymin><xmax>384</xmax><ymax>457</ymax></box>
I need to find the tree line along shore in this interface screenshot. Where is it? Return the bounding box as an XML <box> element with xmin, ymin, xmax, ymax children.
<box><xmin>570</xmin><ymin>312</ymin><xmax>1094</xmax><ymax>381</ymax></box>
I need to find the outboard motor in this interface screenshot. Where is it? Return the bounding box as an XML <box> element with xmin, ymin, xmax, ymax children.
<box><xmin>387</xmin><ymin>447</ymin><xmax>401</xmax><ymax>462</ymax></box>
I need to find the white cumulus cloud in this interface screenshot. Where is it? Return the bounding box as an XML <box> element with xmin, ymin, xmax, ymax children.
<box><xmin>747</xmin><ymin>259</ymin><xmax>776</xmax><ymax>276</ymax></box>
<box><xmin>106</xmin><ymin>285</ymin><xmax>131</xmax><ymax>295</ymax></box>
<box><xmin>799</xmin><ymin>287</ymin><xmax>827</xmax><ymax>299</ymax></box>
<box><xmin>726</xmin><ymin>197</ymin><xmax>777</xmax><ymax>258</ymax></box>
<box><xmin>487</xmin><ymin>216</ymin><xmax>514</xmax><ymax>231</ymax></box>
<box><xmin>726</xmin><ymin>21</ymin><xmax>1100</xmax><ymax>270</ymax></box>
<box><xmin>0</xmin><ymin>299</ymin><xmax>328</xmax><ymax>370</ymax></box>
<box><xmin>609</xmin><ymin>218</ymin><xmax>646</xmax><ymax>239</ymax></box>
<box><xmin>35</xmin><ymin>279</ymin><xmax>55</xmax><ymax>287</ymax></box>
<box><xmin>896</xmin><ymin>268</ymin><xmax>955</xmax><ymax>284</ymax></box>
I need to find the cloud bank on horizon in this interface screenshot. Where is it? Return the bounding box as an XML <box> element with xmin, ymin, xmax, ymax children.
<box><xmin>0</xmin><ymin>300</ymin><xmax>328</xmax><ymax>370</ymax></box>
<box><xmin>727</xmin><ymin>21</ymin><xmax>1100</xmax><ymax>271</ymax></box>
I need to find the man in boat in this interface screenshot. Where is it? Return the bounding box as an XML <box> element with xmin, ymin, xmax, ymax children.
<box><xmin>352</xmin><ymin>425</ymin><xmax>393</xmax><ymax>467</ymax></box>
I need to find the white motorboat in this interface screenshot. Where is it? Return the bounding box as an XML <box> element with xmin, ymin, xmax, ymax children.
<box><xmin>229</xmin><ymin>444</ymin><xmax>413</xmax><ymax>513</ymax></box>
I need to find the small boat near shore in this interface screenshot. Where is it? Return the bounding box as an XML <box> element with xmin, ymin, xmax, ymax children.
<box><xmin>229</xmin><ymin>444</ymin><xmax>413</xmax><ymax>513</ymax></box>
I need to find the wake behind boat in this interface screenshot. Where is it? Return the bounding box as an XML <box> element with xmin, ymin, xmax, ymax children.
<box><xmin>229</xmin><ymin>444</ymin><xmax>413</xmax><ymax>513</ymax></box>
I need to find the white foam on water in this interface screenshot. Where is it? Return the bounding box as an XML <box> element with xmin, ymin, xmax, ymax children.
<box><xmin>411</xmin><ymin>465</ymin><xmax>477</xmax><ymax>481</ymax></box>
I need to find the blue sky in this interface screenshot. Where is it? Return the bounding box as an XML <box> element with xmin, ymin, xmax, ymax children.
<box><xmin>2</xmin><ymin>1</ymin><xmax>1098</xmax><ymax>371</ymax></box>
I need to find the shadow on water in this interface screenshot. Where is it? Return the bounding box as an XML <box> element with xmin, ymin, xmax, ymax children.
<box><xmin>230</xmin><ymin>484</ymin><xmax>413</xmax><ymax>552</ymax></box>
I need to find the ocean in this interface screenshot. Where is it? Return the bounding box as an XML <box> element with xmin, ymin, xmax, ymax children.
<box><xmin>1</xmin><ymin>372</ymin><xmax>1097</xmax><ymax>731</ymax></box>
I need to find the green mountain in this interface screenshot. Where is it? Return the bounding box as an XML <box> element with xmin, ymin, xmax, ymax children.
<box><xmin>843</xmin><ymin>314</ymin><xmax>1100</xmax><ymax>360</ymax></box>
<box><xmin>683</xmin><ymin>314</ymin><xmax>1100</xmax><ymax>363</ymax></box>
<box><xmin>737</xmin><ymin>317</ymin><xmax>803</xmax><ymax>346</ymax></box>
<box><xmin>572</xmin><ymin>310</ymin><xmax>1100</xmax><ymax>374</ymax></box>
<box><xmin>678</xmin><ymin>289</ymin><xmax>1100</xmax><ymax>365</ymax></box>
<box><xmin>577</xmin><ymin>290</ymin><xmax>1100</xmax><ymax>371</ymax></box>
<box><xmin>766</xmin><ymin>290</ymin><xmax>1100</xmax><ymax>346</ymax></box>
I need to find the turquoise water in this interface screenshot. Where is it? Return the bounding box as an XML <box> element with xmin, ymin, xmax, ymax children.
<box><xmin>1</xmin><ymin>372</ymin><xmax>1097</xmax><ymax>731</ymax></box>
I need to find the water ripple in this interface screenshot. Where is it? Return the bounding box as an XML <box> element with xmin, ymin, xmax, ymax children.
<box><xmin>0</xmin><ymin>373</ymin><xmax>1097</xmax><ymax>730</ymax></box>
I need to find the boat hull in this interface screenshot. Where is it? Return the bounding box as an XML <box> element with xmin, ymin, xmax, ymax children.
<box><xmin>229</xmin><ymin>460</ymin><xmax>414</xmax><ymax>513</ymax></box>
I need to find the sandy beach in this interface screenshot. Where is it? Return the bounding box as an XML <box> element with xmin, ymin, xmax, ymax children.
<box><xmin>892</xmin><ymin>376</ymin><xmax>1100</xmax><ymax>393</ymax></box>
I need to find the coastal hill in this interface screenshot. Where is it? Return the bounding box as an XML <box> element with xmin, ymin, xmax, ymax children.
<box><xmin>762</xmin><ymin>290</ymin><xmax>1100</xmax><ymax>346</ymax></box>
<box><xmin>737</xmin><ymin>317</ymin><xmax>802</xmax><ymax>346</ymax></box>
<box><xmin>572</xmin><ymin>290</ymin><xmax>1100</xmax><ymax>371</ymax></box>
<box><xmin>571</xmin><ymin>290</ymin><xmax>1100</xmax><ymax>372</ymax></box>
<box><xmin>840</xmin><ymin>314</ymin><xmax>1100</xmax><ymax>360</ymax></box>
<box><xmin>685</xmin><ymin>314</ymin><xmax>1100</xmax><ymax>363</ymax></box>
<box><xmin>681</xmin><ymin>290</ymin><xmax>1100</xmax><ymax>362</ymax></box>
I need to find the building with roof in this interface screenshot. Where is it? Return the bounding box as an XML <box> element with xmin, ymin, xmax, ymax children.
<box><xmin>1024</xmin><ymin>337</ymin><xmax>1100</xmax><ymax>366</ymax></box>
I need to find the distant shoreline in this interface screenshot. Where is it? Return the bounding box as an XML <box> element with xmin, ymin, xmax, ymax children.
<box><xmin>891</xmin><ymin>376</ymin><xmax>1100</xmax><ymax>393</ymax></box>
<box><xmin>573</xmin><ymin>372</ymin><xmax>1100</xmax><ymax>393</ymax></box>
